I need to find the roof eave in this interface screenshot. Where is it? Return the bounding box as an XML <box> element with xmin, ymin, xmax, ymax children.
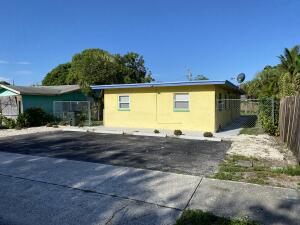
<box><xmin>0</xmin><ymin>84</ymin><xmax>21</xmax><ymax>95</ymax></box>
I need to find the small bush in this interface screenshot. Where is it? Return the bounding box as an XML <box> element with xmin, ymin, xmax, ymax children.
<box><xmin>17</xmin><ymin>107</ymin><xmax>53</xmax><ymax>128</ymax></box>
<box><xmin>53</xmin><ymin>124</ymin><xmax>59</xmax><ymax>128</ymax></box>
<box><xmin>174</xmin><ymin>129</ymin><xmax>183</xmax><ymax>136</ymax></box>
<box><xmin>46</xmin><ymin>123</ymin><xmax>53</xmax><ymax>127</ymax></box>
<box><xmin>154</xmin><ymin>129</ymin><xmax>160</xmax><ymax>134</ymax></box>
<box><xmin>59</xmin><ymin>121</ymin><xmax>69</xmax><ymax>126</ymax></box>
<box><xmin>203</xmin><ymin>132</ymin><xmax>213</xmax><ymax>137</ymax></box>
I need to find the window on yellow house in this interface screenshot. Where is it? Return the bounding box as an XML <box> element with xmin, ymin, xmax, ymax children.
<box><xmin>118</xmin><ymin>95</ymin><xmax>130</xmax><ymax>110</ymax></box>
<box><xmin>174</xmin><ymin>93</ymin><xmax>189</xmax><ymax>111</ymax></box>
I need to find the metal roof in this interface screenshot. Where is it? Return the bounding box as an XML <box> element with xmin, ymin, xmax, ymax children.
<box><xmin>91</xmin><ymin>80</ymin><xmax>242</xmax><ymax>92</ymax></box>
<box><xmin>0</xmin><ymin>84</ymin><xmax>81</xmax><ymax>96</ymax></box>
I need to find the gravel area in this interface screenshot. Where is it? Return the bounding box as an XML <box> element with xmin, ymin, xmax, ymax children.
<box><xmin>0</xmin><ymin>126</ymin><xmax>64</xmax><ymax>138</ymax></box>
<box><xmin>226</xmin><ymin>134</ymin><xmax>297</xmax><ymax>165</ymax></box>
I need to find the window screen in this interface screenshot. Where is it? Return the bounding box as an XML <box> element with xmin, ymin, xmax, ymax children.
<box><xmin>174</xmin><ymin>93</ymin><xmax>189</xmax><ymax>110</ymax></box>
<box><xmin>119</xmin><ymin>95</ymin><xmax>130</xmax><ymax>109</ymax></box>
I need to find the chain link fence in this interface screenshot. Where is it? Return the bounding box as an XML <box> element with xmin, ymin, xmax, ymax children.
<box><xmin>216</xmin><ymin>98</ymin><xmax>277</xmax><ymax>132</ymax></box>
<box><xmin>53</xmin><ymin>101</ymin><xmax>91</xmax><ymax>126</ymax></box>
<box><xmin>0</xmin><ymin>96</ymin><xmax>20</xmax><ymax>119</ymax></box>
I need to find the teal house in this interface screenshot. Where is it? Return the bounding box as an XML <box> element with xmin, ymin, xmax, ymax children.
<box><xmin>0</xmin><ymin>84</ymin><xmax>87</xmax><ymax>118</ymax></box>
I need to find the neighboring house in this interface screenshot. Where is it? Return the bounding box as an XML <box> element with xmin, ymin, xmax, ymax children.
<box><xmin>0</xmin><ymin>84</ymin><xmax>87</xmax><ymax>119</ymax></box>
<box><xmin>91</xmin><ymin>80</ymin><xmax>243</xmax><ymax>132</ymax></box>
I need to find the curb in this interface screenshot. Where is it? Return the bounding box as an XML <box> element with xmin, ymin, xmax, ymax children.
<box><xmin>92</xmin><ymin>130</ymin><xmax>124</xmax><ymax>135</ymax></box>
<box><xmin>62</xmin><ymin>128</ymin><xmax>88</xmax><ymax>132</ymax></box>
<box><xmin>132</xmin><ymin>132</ymin><xmax>167</xmax><ymax>138</ymax></box>
<box><xmin>62</xmin><ymin>127</ymin><xmax>222</xmax><ymax>142</ymax></box>
<box><xmin>176</xmin><ymin>135</ymin><xmax>221</xmax><ymax>142</ymax></box>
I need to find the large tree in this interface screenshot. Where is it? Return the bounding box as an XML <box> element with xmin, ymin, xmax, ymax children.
<box><xmin>241</xmin><ymin>66</ymin><xmax>281</xmax><ymax>98</ymax></box>
<box><xmin>67</xmin><ymin>49</ymin><xmax>118</xmax><ymax>93</ymax></box>
<box><xmin>115</xmin><ymin>52</ymin><xmax>153</xmax><ymax>83</ymax></box>
<box><xmin>42</xmin><ymin>63</ymin><xmax>72</xmax><ymax>86</ymax></box>
<box><xmin>42</xmin><ymin>49</ymin><xmax>154</xmax><ymax>92</ymax></box>
<box><xmin>242</xmin><ymin>45</ymin><xmax>300</xmax><ymax>99</ymax></box>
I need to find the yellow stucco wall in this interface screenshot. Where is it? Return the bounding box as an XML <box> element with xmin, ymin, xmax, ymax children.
<box><xmin>104</xmin><ymin>85</ymin><xmax>217</xmax><ymax>132</ymax></box>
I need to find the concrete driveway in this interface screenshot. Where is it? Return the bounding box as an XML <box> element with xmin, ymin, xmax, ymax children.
<box><xmin>0</xmin><ymin>151</ymin><xmax>299</xmax><ymax>225</ymax></box>
<box><xmin>0</xmin><ymin>131</ymin><xmax>231</xmax><ymax>176</ymax></box>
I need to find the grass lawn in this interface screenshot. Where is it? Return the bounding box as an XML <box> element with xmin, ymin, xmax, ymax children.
<box><xmin>212</xmin><ymin>155</ymin><xmax>300</xmax><ymax>189</ymax></box>
<box><xmin>174</xmin><ymin>210</ymin><xmax>259</xmax><ymax>225</ymax></box>
<box><xmin>239</xmin><ymin>119</ymin><xmax>264</xmax><ymax>135</ymax></box>
<box><xmin>239</xmin><ymin>127</ymin><xmax>264</xmax><ymax>135</ymax></box>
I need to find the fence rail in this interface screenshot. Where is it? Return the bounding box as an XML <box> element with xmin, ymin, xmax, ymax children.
<box><xmin>279</xmin><ymin>96</ymin><xmax>300</xmax><ymax>162</ymax></box>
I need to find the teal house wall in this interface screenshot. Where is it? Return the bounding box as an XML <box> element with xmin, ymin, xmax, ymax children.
<box><xmin>22</xmin><ymin>91</ymin><xmax>87</xmax><ymax>114</ymax></box>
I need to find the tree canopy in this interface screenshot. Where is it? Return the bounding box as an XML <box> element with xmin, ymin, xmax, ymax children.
<box><xmin>42</xmin><ymin>48</ymin><xmax>154</xmax><ymax>93</ymax></box>
<box><xmin>0</xmin><ymin>81</ymin><xmax>10</xmax><ymax>85</ymax></box>
<box><xmin>194</xmin><ymin>75</ymin><xmax>209</xmax><ymax>80</ymax></box>
<box><xmin>42</xmin><ymin>63</ymin><xmax>71</xmax><ymax>86</ymax></box>
<box><xmin>242</xmin><ymin>45</ymin><xmax>300</xmax><ymax>99</ymax></box>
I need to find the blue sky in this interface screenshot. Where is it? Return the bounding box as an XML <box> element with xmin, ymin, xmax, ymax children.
<box><xmin>0</xmin><ymin>0</ymin><xmax>299</xmax><ymax>85</ymax></box>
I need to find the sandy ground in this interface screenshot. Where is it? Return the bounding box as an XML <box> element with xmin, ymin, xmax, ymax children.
<box><xmin>226</xmin><ymin>134</ymin><xmax>297</xmax><ymax>165</ymax></box>
<box><xmin>0</xmin><ymin>126</ymin><xmax>64</xmax><ymax>138</ymax></box>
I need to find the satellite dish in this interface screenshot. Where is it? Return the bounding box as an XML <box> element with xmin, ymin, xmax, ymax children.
<box><xmin>237</xmin><ymin>73</ymin><xmax>245</xmax><ymax>83</ymax></box>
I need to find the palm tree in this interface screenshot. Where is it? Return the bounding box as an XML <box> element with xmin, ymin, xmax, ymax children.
<box><xmin>278</xmin><ymin>46</ymin><xmax>300</xmax><ymax>96</ymax></box>
<box><xmin>278</xmin><ymin>45</ymin><xmax>300</xmax><ymax>76</ymax></box>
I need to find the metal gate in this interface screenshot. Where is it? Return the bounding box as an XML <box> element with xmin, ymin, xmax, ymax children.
<box><xmin>216</xmin><ymin>98</ymin><xmax>277</xmax><ymax>132</ymax></box>
<box><xmin>53</xmin><ymin>101</ymin><xmax>91</xmax><ymax>126</ymax></box>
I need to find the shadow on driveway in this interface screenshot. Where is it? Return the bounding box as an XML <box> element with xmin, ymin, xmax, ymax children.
<box><xmin>0</xmin><ymin>131</ymin><xmax>231</xmax><ymax>176</ymax></box>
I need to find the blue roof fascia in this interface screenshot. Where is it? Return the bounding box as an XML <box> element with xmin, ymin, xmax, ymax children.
<box><xmin>91</xmin><ymin>80</ymin><xmax>240</xmax><ymax>90</ymax></box>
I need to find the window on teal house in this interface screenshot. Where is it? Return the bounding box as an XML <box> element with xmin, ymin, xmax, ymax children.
<box><xmin>118</xmin><ymin>95</ymin><xmax>130</xmax><ymax>111</ymax></box>
<box><xmin>174</xmin><ymin>93</ymin><xmax>189</xmax><ymax>112</ymax></box>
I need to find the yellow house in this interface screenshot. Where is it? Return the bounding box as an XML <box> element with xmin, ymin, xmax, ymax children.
<box><xmin>91</xmin><ymin>80</ymin><xmax>242</xmax><ymax>132</ymax></box>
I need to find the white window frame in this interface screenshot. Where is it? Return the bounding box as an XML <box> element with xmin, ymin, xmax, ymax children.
<box><xmin>173</xmin><ymin>93</ymin><xmax>189</xmax><ymax>112</ymax></box>
<box><xmin>118</xmin><ymin>95</ymin><xmax>130</xmax><ymax>111</ymax></box>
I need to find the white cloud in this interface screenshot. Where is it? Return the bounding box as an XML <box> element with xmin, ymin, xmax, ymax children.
<box><xmin>16</xmin><ymin>61</ymin><xmax>32</xmax><ymax>65</ymax></box>
<box><xmin>15</xmin><ymin>70</ymin><xmax>33</xmax><ymax>75</ymax></box>
<box><xmin>0</xmin><ymin>60</ymin><xmax>9</xmax><ymax>64</ymax></box>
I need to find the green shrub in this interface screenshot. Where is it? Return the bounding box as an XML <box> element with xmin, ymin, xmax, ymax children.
<box><xmin>46</xmin><ymin>123</ymin><xmax>53</xmax><ymax>127</ymax></box>
<box><xmin>203</xmin><ymin>132</ymin><xmax>213</xmax><ymax>137</ymax></box>
<box><xmin>258</xmin><ymin>98</ymin><xmax>279</xmax><ymax>136</ymax></box>
<box><xmin>0</xmin><ymin>115</ymin><xmax>16</xmax><ymax>129</ymax></box>
<box><xmin>154</xmin><ymin>129</ymin><xmax>160</xmax><ymax>134</ymax></box>
<box><xmin>174</xmin><ymin>129</ymin><xmax>183</xmax><ymax>136</ymax></box>
<box><xmin>53</xmin><ymin>124</ymin><xmax>59</xmax><ymax>128</ymax></box>
<box><xmin>17</xmin><ymin>107</ymin><xmax>53</xmax><ymax>128</ymax></box>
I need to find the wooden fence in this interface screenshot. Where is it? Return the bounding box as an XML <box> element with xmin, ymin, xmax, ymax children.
<box><xmin>279</xmin><ymin>96</ymin><xmax>300</xmax><ymax>163</ymax></box>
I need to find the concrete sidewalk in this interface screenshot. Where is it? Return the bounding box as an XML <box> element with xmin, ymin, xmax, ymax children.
<box><xmin>0</xmin><ymin>151</ymin><xmax>299</xmax><ymax>225</ymax></box>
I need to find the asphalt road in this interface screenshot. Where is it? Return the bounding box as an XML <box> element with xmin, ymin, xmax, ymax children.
<box><xmin>0</xmin><ymin>131</ymin><xmax>230</xmax><ymax>176</ymax></box>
